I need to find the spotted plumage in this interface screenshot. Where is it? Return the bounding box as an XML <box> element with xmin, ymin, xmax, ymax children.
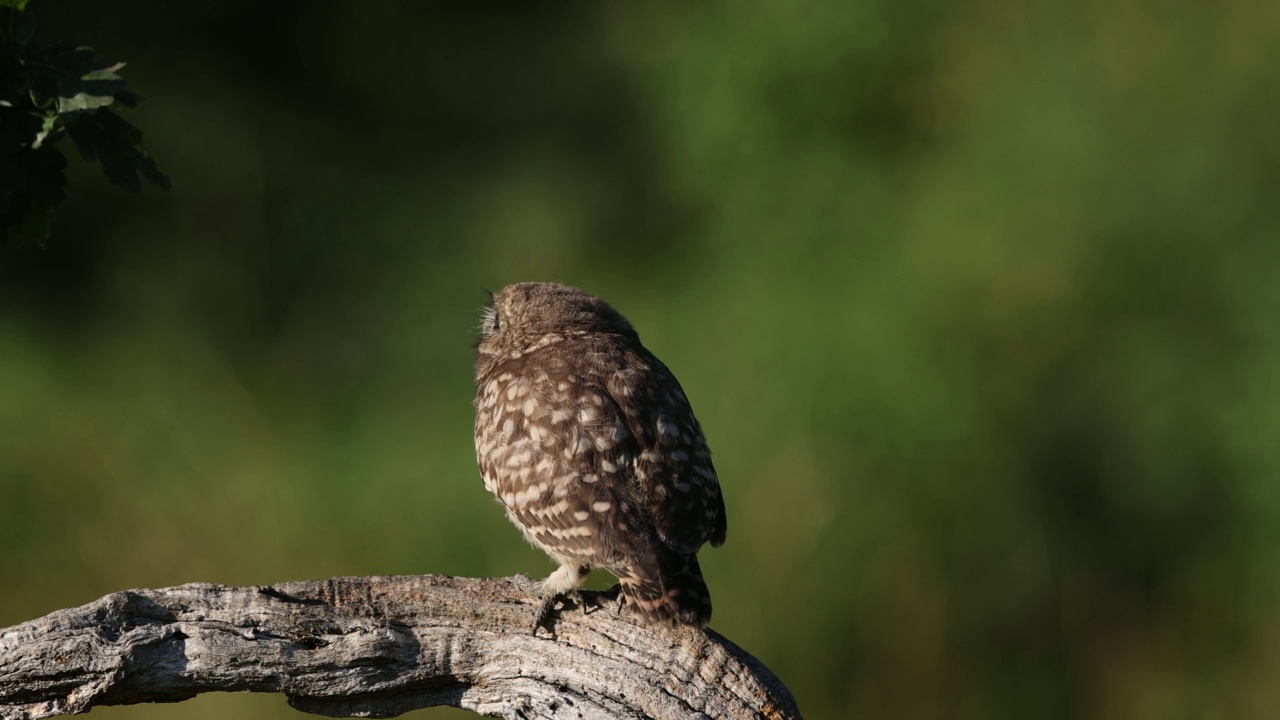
<box><xmin>474</xmin><ymin>282</ymin><xmax>727</xmax><ymax>627</ymax></box>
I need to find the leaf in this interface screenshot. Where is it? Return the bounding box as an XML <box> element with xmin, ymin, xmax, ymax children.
<box><xmin>26</xmin><ymin>44</ymin><xmax>99</xmax><ymax>105</ymax></box>
<box><xmin>55</xmin><ymin>91</ymin><xmax>114</xmax><ymax>114</ymax></box>
<box><xmin>0</xmin><ymin>119</ymin><xmax>26</xmax><ymax>156</ymax></box>
<box><xmin>93</xmin><ymin>105</ymin><xmax>143</xmax><ymax>145</ymax></box>
<box><xmin>82</xmin><ymin>62</ymin><xmax>126</xmax><ymax>80</ymax></box>
<box><xmin>31</xmin><ymin>111</ymin><xmax>58</xmax><ymax>148</ymax></box>
<box><xmin>0</xmin><ymin>57</ymin><xmax>26</xmax><ymax>106</ymax></box>
<box><xmin>22</xmin><ymin>143</ymin><xmax>68</xmax><ymax>207</ymax></box>
<box><xmin>0</xmin><ymin>7</ymin><xmax>35</xmax><ymax>49</ymax></box>
<box><xmin>9</xmin><ymin>206</ymin><xmax>53</xmax><ymax>247</ymax></box>
<box><xmin>63</xmin><ymin>111</ymin><xmax>98</xmax><ymax>162</ymax></box>
<box><xmin>79</xmin><ymin>63</ymin><xmax>127</xmax><ymax>97</ymax></box>
<box><xmin>64</xmin><ymin>108</ymin><xmax>169</xmax><ymax>192</ymax></box>
<box><xmin>113</xmin><ymin>90</ymin><xmax>142</xmax><ymax>108</ymax></box>
<box><xmin>0</xmin><ymin>160</ymin><xmax>23</xmax><ymax>212</ymax></box>
<box><xmin>0</xmin><ymin>139</ymin><xmax>65</xmax><ymax>246</ymax></box>
<box><xmin>0</xmin><ymin>4</ymin><xmax>171</xmax><ymax>246</ymax></box>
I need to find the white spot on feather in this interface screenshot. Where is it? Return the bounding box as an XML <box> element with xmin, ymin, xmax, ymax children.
<box><xmin>656</xmin><ymin>416</ymin><xmax>680</xmax><ymax>437</ymax></box>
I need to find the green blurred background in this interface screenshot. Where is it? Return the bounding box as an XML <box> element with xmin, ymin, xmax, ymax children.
<box><xmin>4</xmin><ymin>1</ymin><xmax>1280</xmax><ymax>718</ymax></box>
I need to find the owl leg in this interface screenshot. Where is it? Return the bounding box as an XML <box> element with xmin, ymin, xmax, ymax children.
<box><xmin>519</xmin><ymin>562</ymin><xmax>589</xmax><ymax>635</ymax></box>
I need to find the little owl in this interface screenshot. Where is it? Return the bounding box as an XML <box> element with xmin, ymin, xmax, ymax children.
<box><xmin>474</xmin><ymin>282</ymin><xmax>726</xmax><ymax>630</ymax></box>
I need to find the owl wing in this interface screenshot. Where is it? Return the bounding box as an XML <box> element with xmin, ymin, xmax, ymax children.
<box><xmin>606</xmin><ymin>360</ymin><xmax>727</xmax><ymax>556</ymax></box>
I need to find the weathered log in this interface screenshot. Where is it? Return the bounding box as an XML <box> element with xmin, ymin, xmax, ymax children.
<box><xmin>0</xmin><ymin>575</ymin><xmax>801</xmax><ymax>720</ymax></box>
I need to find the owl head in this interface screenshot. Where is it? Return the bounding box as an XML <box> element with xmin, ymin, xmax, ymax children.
<box><xmin>476</xmin><ymin>282</ymin><xmax>638</xmax><ymax>361</ymax></box>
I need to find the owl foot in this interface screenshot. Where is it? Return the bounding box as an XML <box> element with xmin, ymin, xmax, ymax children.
<box><xmin>530</xmin><ymin>591</ymin><xmax>594</xmax><ymax>635</ymax></box>
<box><xmin>511</xmin><ymin>574</ymin><xmax>553</xmax><ymax>633</ymax></box>
<box><xmin>577</xmin><ymin>583</ymin><xmax>624</xmax><ymax>616</ymax></box>
<box><xmin>512</xmin><ymin>571</ymin><xmax>589</xmax><ymax>636</ymax></box>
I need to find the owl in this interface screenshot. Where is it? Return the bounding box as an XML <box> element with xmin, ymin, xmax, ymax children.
<box><xmin>474</xmin><ymin>282</ymin><xmax>727</xmax><ymax>630</ymax></box>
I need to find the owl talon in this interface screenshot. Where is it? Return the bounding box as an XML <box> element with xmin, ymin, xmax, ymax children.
<box><xmin>531</xmin><ymin>591</ymin><xmax>591</xmax><ymax>635</ymax></box>
<box><xmin>570</xmin><ymin>588</ymin><xmax>607</xmax><ymax>616</ymax></box>
<box><xmin>582</xmin><ymin>584</ymin><xmax>624</xmax><ymax>616</ymax></box>
<box><xmin>531</xmin><ymin>595</ymin><xmax>560</xmax><ymax>635</ymax></box>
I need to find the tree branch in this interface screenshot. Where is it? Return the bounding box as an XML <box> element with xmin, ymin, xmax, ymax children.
<box><xmin>0</xmin><ymin>575</ymin><xmax>802</xmax><ymax>720</ymax></box>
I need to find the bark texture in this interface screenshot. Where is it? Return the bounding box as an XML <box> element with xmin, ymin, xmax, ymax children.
<box><xmin>0</xmin><ymin>575</ymin><xmax>802</xmax><ymax>720</ymax></box>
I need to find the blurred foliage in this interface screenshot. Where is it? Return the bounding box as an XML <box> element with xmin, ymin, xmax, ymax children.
<box><xmin>0</xmin><ymin>4</ymin><xmax>168</xmax><ymax>247</ymax></box>
<box><xmin>2</xmin><ymin>1</ymin><xmax>1280</xmax><ymax>719</ymax></box>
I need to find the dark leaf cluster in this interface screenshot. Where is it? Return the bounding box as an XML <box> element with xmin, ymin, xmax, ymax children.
<box><xmin>1</xmin><ymin>5</ymin><xmax>169</xmax><ymax>247</ymax></box>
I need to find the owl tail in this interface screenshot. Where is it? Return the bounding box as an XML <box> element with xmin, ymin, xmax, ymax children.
<box><xmin>617</xmin><ymin>547</ymin><xmax>713</xmax><ymax>628</ymax></box>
